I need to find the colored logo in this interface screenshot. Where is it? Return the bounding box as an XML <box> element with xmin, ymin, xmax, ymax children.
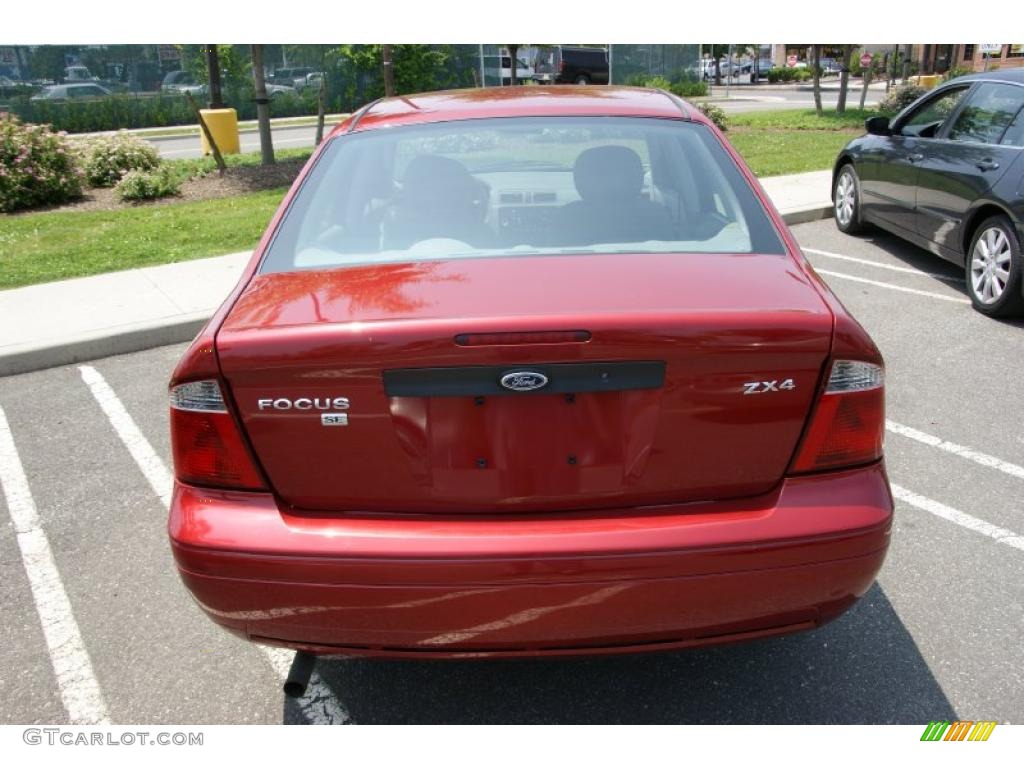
<box><xmin>921</xmin><ymin>721</ymin><xmax>996</xmax><ymax>741</ymax></box>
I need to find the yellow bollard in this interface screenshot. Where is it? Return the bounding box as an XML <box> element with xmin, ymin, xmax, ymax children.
<box><xmin>198</xmin><ymin>108</ymin><xmax>241</xmax><ymax>155</ymax></box>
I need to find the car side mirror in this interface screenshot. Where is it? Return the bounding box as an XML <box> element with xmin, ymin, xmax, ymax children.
<box><xmin>865</xmin><ymin>116</ymin><xmax>891</xmax><ymax>136</ymax></box>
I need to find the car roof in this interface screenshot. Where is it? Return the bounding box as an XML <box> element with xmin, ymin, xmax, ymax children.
<box><xmin>332</xmin><ymin>86</ymin><xmax>696</xmax><ymax>136</ymax></box>
<box><xmin>956</xmin><ymin>69</ymin><xmax>1024</xmax><ymax>84</ymax></box>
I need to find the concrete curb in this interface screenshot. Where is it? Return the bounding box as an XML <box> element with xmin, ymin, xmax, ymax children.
<box><xmin>0</xmin><ymin>313</ymin><xmax>209</xmax><ymax>377</ymax></box>
<box><xmin>0</xmin><ymin>206</ymin><xmax>833</xmax><ymax>378</ymax></box>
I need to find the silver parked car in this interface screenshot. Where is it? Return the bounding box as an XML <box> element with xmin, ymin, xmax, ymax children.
<box><xmin>30</xmin><ymin>83</ymin><xmax>112</xmax><ymax>102</ymax></box>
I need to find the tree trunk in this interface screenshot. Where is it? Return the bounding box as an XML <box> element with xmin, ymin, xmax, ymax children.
<box><xmin>508</xmin><ymin>45</ymin><xmax>519</xmax><ymax>86</ymax></box>
<box><xmin>315</xmin><ymin>74</ymin><xmax>326</xmax><ymax>146</ymax></box>
<box><xmin>859</xmin><ymin>56</ymin><xmax>873</xmax><ymax>110</ymax></box>
<box><xmin>811</xmin><ymin>44</ymin><xmax>822</xmax><ymax>116</ymax></box>
<box><xmin>713</xmin><ymin>57</ymin><xmax>722</xmax><ymax>87</ymax></box>
<box><xmin>382</xmin><ymin>44</ymin><xmax>395</xmax><ymax>97</ymax></box>
<box><xmin>206</xmin><ymin>44</ymin><xmax>223</xmax><ymax>109</ymax></box>
<box><xmin>901</xmin><ymin>43</ymin><xmax>912</xmax><ymax>83</ymax></box>
<box><xmin>836</xmin><ymin>44</ymin><xmax>852</xmax><ymax>114</ymax></box>
<box><xmin>250</xmin><ymin>44</ymin><xmax>274</xmax><ymax>166</ymax></box>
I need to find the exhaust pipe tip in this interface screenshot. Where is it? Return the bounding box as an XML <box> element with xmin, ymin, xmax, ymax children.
<box><xmin>283</xmin><ymin>651</ymin><xmax>317</xmax><ymax>698</ymax></box>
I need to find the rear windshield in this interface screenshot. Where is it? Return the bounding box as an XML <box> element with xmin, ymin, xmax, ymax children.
<box><xmin>260</xmin><ymin>116</ymin><xmax>785</xmax><ymax>274</ymax></box>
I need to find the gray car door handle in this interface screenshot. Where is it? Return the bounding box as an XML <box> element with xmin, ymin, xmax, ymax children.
<box><xmin>908</xmin><ymin>153</ymin><xmax>925</xmax><ymax>163</ymax></box>
<box><xmin>976</xmin><ymin>158</ymin><xmax>1000</xmax><ymax>171</ymax></box>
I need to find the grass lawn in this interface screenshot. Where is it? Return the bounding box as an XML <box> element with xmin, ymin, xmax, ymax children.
<box><xmin>163</xmin><ymin>146</ymin><xmax>314</xmax><ymax>183</ymax></box>
<box><xmin>725</xmin><ymin>108</ymin><xmax>879</xmax><ymax>177</ymax></box>
<box><xmin>0</xmin><ymin>187</ymin><xmax>287</xmax><ymax>289</ymax></box>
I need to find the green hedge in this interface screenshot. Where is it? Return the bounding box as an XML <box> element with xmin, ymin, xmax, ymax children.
<box><xmin>8</xmin><ymin>90</ymin><xmax>321</xmax><ymax>134</ymax></box>
<box><xmin>766</xmin><ymin>67</ymin><xmax>813</xmax><ymax>84</ymax></box>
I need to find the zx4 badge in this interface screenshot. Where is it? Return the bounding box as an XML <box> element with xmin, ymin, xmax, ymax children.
<box><xmin>743</xmin><ymin>378</ymin><xmax>796</xmax><ymax>395</ymax></box>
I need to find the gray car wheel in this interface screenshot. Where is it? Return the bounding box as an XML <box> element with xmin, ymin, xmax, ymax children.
<box><xmin>833</xmin><ymin>164</ymin><xmax>866</xmax><ymax>235</ymax></box>
<box><xmin>966</xmin><ymin>215</ymin><xmax>1024</xmax><ymax>318</ymax></box>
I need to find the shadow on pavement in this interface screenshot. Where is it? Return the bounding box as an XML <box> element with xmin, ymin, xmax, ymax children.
<box><xmin>282</xmin><ymin>583</ymin><xmax>955</xmax><ymax>724</ymax></box>
<box><xmin>859</xmin><ymin>228</ymin><xmax>1024</xmax><ymax>329</ymax></box>
<box><xmin>856</xmin><ymin>228</ymin><xmax>965</xmax><ymax>286</ymax></box>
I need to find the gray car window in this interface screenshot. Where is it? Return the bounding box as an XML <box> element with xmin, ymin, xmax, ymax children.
<box><xmin>1001</xmin><ymin>109</ymin><xmax>1024</xmax><ymax>147</ymax></box>
<box><xmin>948</xmin><ymin>83</ymin><xmax>1024</xmax><ymax>145</ymax></box>
<box><xmin>899</xmin><ymin>87</ymin><xmax>969</xmax><ymax>138</ymax></box>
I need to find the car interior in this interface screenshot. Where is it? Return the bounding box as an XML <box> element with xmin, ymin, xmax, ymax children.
<box><xmin>261</xmin><ymin>118</ymin><xmax>786</xmax><ymax>273</ymax></box>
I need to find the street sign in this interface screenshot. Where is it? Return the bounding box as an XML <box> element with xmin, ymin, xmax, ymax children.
<box><xmin>860</xmin><ymin>53</ymin><xmax>873</xmax><ymax>68</ymax></box>
<box><xmin>787</xmin><ymin>54</ymin><xmax>798</xmax><ymax>67</ymax></box>
<box><xmin>978</xmin><ymin>44</ymin><xmax>1002</xmax><ymax>54</ymax></box>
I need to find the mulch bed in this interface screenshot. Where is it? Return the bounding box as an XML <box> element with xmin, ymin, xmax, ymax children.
<box><xmin>9</xmin><ymin>159</ymin><xmax>306</xmax><ymax>216</ymax></box>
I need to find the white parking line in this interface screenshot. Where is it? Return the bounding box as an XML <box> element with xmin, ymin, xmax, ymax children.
<box><xmin>891</xmin><ymin>483</ymin><xmax>1024</xmax><ymax>552</ymax></box>
<box><xmin>77</xmin><ymin>365</ymin><xmax>350</xmax><ymax>725</ymax></box>
<box><xmin>0</xmin><ymin>406</ymin><xmax>110</xmax><ymax>725</ymax></box>
<box><xmin>802</xmin><ymin>247</ymin><xmax>960</xmax><ymax>283</ymax></box>
<box><xmin>815</xmin><ymin>268</ymin><xmax>971</xmax><ymax>304</ymax></box>
<box><xmin>887</xmin><ymin>420</ymin><xmax>1024</xmax><ymax>481</ymax></box>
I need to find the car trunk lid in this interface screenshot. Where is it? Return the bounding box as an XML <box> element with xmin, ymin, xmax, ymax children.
<box><xmin>217</xmin><ymin>252</ymin><xmax>833</xmax><ymax>513</ymax></box>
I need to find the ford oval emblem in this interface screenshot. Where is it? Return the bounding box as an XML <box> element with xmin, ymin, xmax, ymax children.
<box><xmin>500</xmin><ymin>371</ymin><xmax>549</xmax><ymax>392</ymax></box>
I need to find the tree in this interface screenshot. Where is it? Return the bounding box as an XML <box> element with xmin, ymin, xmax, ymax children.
<box><xmin>27</xmin><ymin>46</ymin><xmax>69</xmax><ymax>83</ymax></box>
<box><xmin>250</xmin><ymin>44</ymin><xmax>274</xmax><ymax>165</ymax></box>
<box><xmin>382</xmin><ymin>44</ymin><xmax>395</xmax><ymax>97</ymax></box>
<box><xmin>205</xmin><ymin>44</ymin><xmax>224</xmax><ymax>109</ymax></box>
<box><xmin>836</xmin><ymin>44</ymin><xmax>853</xmax><ymax>114</ymax></box>
<box><xmin>901</xmin><ymin>43</ymin><xmax>913</xmax><ymax>83</ymax></box>
<box><xmin>507</xmin><ymin>45</ymin><xmax>520</xmax><ymax>86</ymax></box>
<box><xmin>811</xmin><ymin>44</ymin><xmax>823</xmax><ymax>117</ymax></box>
<box><xmin>859</xmin><ymin>52</ymin><xmax>877</xmax><ymax>110</ymax></box>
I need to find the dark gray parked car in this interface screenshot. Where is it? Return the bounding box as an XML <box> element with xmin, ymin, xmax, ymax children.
<box><xmin>832</xmin><ymin>69</ymin><xmax>1024</xmax><ymax>317</ymax></box>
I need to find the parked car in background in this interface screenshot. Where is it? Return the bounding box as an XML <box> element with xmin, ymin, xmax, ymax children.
<box><xmin>483</xmin><ymin>55</ymin><xmax>535</xmax><ymax>86</ymax></box>
<box><xmin>63</xmin><ymin>65</ymin><xmax>99</xmax><ymax>83</ymax></box>
<box><xmin>818</xmin><ymin>58</ymin><xmax>843</xmax><ymax>77</ymax></box>
<box><xmin>749</xmin><ymin>58</ymin><xmax>776</xmax><ymax>82</ymax></box>
<box><xmin>265</xmin><ymin>82</ymin><xmax>298</xmax><ymax>99</ymax></box>
<box><xmin>270</xmin><ymin>67</ymin><xmax>322</xmax><ymax>90</ymax></box>
<box><xmin>533</xmin><ymin>46</ymin><xmax>608</xmax><ymax>85</ymax></box>
<box><xmin>162</xmin><ymin>70</ymin><xmax>207</xmax><ymax>97</ymax></box>
<box><xmin>833</xmin><ymin>70</ymin><xmax>1024</xmax><ymax>317</ymax></box>
<box><xmin>168</xmin><ymin>85</ymin><xmax>891</xmax><ymax>661</ymax></box>
<box><xmin>30</xmin><ymin>83</ymin><xmax>112</xmax><ymax>102</ymax></box>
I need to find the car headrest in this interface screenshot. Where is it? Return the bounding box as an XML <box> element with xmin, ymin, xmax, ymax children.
<box><xmin>573</xmin><ymin>145</ymin><xmax>644</xmax><ymax>203</ymax></box>
<box><xmin>402</xmin><ymin>155</ymin><xmax>485</xmax><ymax>205</ymax></box>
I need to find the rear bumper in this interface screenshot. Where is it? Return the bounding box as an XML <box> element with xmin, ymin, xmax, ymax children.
<box><xmin>169</xmin><ymin>463</ymin><xmax>893</xmax><ymax>658</ymax></box>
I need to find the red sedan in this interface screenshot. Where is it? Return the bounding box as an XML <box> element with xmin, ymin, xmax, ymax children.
<box><xmin>168</xmin><ymin>86</ymin><xmax>892</xmax><ymax>660</ymax></box>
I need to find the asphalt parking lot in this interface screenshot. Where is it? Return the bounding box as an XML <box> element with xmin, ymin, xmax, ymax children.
<box><xmin>1</xmin><ymin>218</ymin><xmax>1022</xmax><ymax>725</ymax></box>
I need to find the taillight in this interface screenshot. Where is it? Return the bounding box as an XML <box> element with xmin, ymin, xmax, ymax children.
<box><xmin>789</xmin><ymin>360</ymin><xmax>884</xmax><ymax>474</ymax></box>
<box><xmin>169</xmin><ymin>379</ymin><xmax>266</xmax><ymax>490</ymax></box>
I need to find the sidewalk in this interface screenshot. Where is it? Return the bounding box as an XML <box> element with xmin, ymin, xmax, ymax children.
<box><xmin>0</xmin><ymin>170</ymin><xmax>834</xmax><ymax>376</ymax></box>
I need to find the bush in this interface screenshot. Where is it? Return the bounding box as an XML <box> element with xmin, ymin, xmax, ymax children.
<box><xmin>0</xmin><ymin>116</ymin><xmax>83</xmax><ymax>212</ymax></box>
<box><xmin>766</xmin><ymin>67</ymin><xmax>811</xmax><ymax>84</ymax></box>
<box><xmin>944</xmin><ymin>65</ymin><xmax>974</xmax><ymax>82</ymax></box>
<box><xmin>635</xmin><ymin>76</ymin><xmax>708</xmax><ymax>99</ymax></box>
<box><xmin>8</xmin><ymin>89</ymin><xmax>322</xmax><ymax>134</ymax></box>
<box><xmin>671</xmin><ymin>80</ymin><xmax>708</xmax><ymax>98</ymax></box>
<box><xmin>641</xmin><ymin>75</ymin><xmax>673</xmax><ymax>92</ymax></box>
<box><xmin>114</xmin><ymin>165</ymin><xmax>180</xmax><ymax>202</ymax></box>
<box><xmin>879</xmin><ymin>84</ymin><xmax>927</xmax><ymax>114</ymax></box>
<box><xmin>697</xmin><ymin>103</ymin><xmax>728</xmax><ymax>132</ymax></box>
<box><xmin>78</xmin><ymin>131</ymin><xmax>160</xmax><ymax>187</ymax></box>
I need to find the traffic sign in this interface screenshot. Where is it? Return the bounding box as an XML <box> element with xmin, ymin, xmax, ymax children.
<box><xmin>978</xmin><ymin>44</ymin><xmax>1002</xmax><ymax>54</ymax></box>
<box><xmin>787</xmin><ymin>55</ymin><xmax>798</xmax><ymax>67</ymax></box>
<box><xmin>860</xmin><ymin>53</ymin><xmax>873</xmax><ymax>68</ymax></box>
